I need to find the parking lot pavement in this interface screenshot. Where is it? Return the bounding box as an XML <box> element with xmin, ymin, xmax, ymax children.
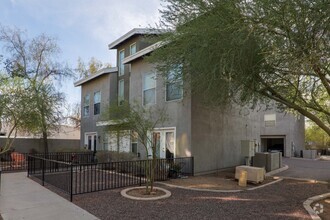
<box><xmin>278</xmin><ymin>157</ymin><xmax>330</xmax><ymax>182</ymax></box>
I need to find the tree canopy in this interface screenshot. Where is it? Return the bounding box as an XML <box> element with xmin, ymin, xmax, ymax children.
<box><xmin>76</xmin><ymin>57</ymin><xmax>111</xmax><ymax>79</ymax></box>
<box><xmin>150</xmin><ymin>0</ymin><xmax>330</xmax><ymax>135</ymax></box>
<box><xmin>306</xmin><ymin>121</ymin><xmax>330</xmax><ymax>149</ymax></box>
<box><xmin>0</xmin><ymin>25</ymin><xmax>71</xmax><ymax>153</ymax></box>
<box><xmin>103</xmin><ymin>101</ymin><xmax>168</xmax><ymax>194</ymax></box>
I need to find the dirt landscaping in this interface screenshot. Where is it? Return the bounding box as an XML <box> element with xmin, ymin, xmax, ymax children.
<box><xmin>126</xmin><ymin>187</ymin><xmax>166</xmax><ymax>198</ymax></box>
<box><xmin>73</xmin><ymin>179</ymin><xmax>329</xmax><ymax>220</ymax></box>
<box><xmin>167</xmin><ymin>170</ymin><xmax>277</xmax><ymax>191</ymax></box>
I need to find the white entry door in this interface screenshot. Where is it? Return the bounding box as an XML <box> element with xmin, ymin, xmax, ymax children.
<box><xmin>85</xmin><ymin>132</ymin><xmax>97</xmax><ymax>151</ymax></box>
<box><xmin>150</xmin><ymin>129</ymin><xmax>175</xmax><ymax>159</ymax></box>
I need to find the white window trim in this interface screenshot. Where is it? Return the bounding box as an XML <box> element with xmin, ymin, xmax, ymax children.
<box><xmin>150</xmin><ymin>127</ymin><xmax>176</xmax><ymax>158</ymax></box>
<box><xmin>130</xmin><ymin>42</ymin><xmax>137</xmax><ymax>55</ymax></box>
<box><xmin>84</xmin><ymin>132</ymin><xmax>97</xmax><ymax>150</ymax></box>
<box><xmin>130</xmin><ymin>130</ymin><xmax>138</xmax><ymax>154</ymax></box>
<box><xmin>119</xmin><ymin>49</ymin><xmax>125</xmax><ymax>76</ymax></box>
<box><xmin>142</xmin><ymin>72</ymin><xmax>157</xmax><ymax>106</ymax></box>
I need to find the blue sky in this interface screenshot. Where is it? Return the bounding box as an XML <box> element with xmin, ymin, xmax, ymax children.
<box><xmin>0</xmin><ymin>0</ymin><xmax>161</xmax><ymax>104</ymax></box>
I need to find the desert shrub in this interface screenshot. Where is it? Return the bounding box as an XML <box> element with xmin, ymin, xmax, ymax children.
<box><xmin>53</xmin><ymin>147</ymin><xmax>89</xmax><ymax>153</ymax></box>
<box><xmin>96</xmin><ymin>151</ymin><xmax>139</xmax><ymax>163</ymax></box>
<box><xmin>29</xmin><ymin>148</ymin><xmax>39</xmax><ymax>154</ymax></box>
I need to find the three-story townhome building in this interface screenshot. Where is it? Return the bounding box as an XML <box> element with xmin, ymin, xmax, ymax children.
<box><xmin>75</xmin><ymin>28</ymin><xmax>305</xmax><ymax>174</ymax></box>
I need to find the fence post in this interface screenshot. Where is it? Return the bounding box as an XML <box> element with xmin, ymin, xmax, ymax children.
<box><xmin>192</xmin><ymin>157</ymin><xmax>194</xmax><ymax>176</ymax></box>
<box><xmin>139</xmin><ymin>161</ymin><xmax>142</xmax><ymax>186</ymax></box>
<box><xmin>70</xmin><ymin>163</ymin><xmax>73</xmax><ymax>202</ymax></box>
<box><xmin>27</xmin><ymin>156</ymin><xmax>30</xmax><ymax>177</ymax></box>
<box><xmin>42</xmin><ymin>158</ymin><xmax>45</xmax><ymax>186</ymax></box>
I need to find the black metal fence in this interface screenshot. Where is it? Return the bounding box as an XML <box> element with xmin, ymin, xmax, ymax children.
<box><xmin>0</xmin><ymin>151</ymin><xmax>94</xmax><ymax>172</ymax></box>
<box><xmin>27</xmin><ymin>155</ymin><xmax>194</xmax><ymax>201</ymax></box>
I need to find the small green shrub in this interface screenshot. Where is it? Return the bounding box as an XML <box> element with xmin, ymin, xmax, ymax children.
<box><xmin>53</xmin><ymin>147</ymin><xmax>88</xmax><ymax>153</ymax></box>
<box><xmin>96</xmin><ymin>151</ymin><xmax>138</xmax><ymax>163</ymax></box>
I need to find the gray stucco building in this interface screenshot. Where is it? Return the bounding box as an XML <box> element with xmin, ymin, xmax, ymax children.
<box><xmin>74</xmin><ymin>28</ymin><xmax>305</xmax><ymax>174</ymax></box>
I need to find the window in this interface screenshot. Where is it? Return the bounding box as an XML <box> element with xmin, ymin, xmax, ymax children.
<box><xmin>153</xmin><ymin>132</ymin><xmax>161</xmax><ymax>158</ymax></box>
<box><xmin>85</xmin><ymin>132</ymin><xmax>97</xmax><ymax>151</ymax></box>
<box><xmin>130</xmin><ymin>43</ymin><xmax>136</xmax><ymax>55</ymax></box>
<box><xmin>166</xmin><ymin>70</ymin><xmax>183</xmax><ymax>101</ymax></box>
<box><xmin>119</xmin><ymin>50</ymin><xmax>125</xmax><ymax>76</ymax></box>
<box><xmin>165</xmin><ymin>132</ymin><xmax>175</xmax><ymax>159</ymax></box>
<box><xmin>143</xmin><ymin>73</ymin><xmax>156</xmax><ymax>105</ymax></box>
<box><xmin>118</xmin><ymin>79</ymin><xmax>124</xmax><ymax>105</ymax></box>
<box><xmin>94</xmin><ymin>91</ymin><xmax>101</xmax><ymax>115</ymax></box>
<box><xmin>131</xmin><ymin>131</ymin><xmax>138</xmax><ymax>155</ymax></box>
<box><xmin>83</xmin><ymin>94</ymin><xmax>90</xmax><ymax>116</ymax></box>
<box><xmin>264</xmin><ymin>114</ymin><xmax>276</xmax><ymax>127</ymax></box>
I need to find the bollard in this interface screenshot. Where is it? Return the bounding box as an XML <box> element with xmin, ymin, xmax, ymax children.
<box><xmin>238</xmin><ymin>170</ymin><xmax>247</xmax><ymax>187</ymax></box>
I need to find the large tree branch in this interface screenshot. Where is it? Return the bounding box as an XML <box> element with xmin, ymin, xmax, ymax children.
<box><xmin>258</xmin><ymin>84</ymin><xmax>330</xmax><ymax>136</ymax></box>
<box><xmin>313</xmin><ymin>64</ymin><xmax>330</xmax><ymax>97</ymax></box>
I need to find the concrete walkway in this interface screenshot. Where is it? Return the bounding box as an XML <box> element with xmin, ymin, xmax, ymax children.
<box><xmin>0</xmin><ymin>172</ymin><xmax>99</xmax><ymax>220</ymax></box>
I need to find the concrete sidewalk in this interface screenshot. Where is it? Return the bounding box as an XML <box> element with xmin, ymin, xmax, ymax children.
<box><xmin>0</xmin><ymin>172</ymin><xmax>99</xmax><ymax>220</ymax></box>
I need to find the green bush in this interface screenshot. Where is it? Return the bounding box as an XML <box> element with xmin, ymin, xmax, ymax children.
<box><xmin>53</xmin><ymin>147</ymin><xmax>89</xmax><ymax>153</ymax></box>
<box><xmin>95</xmin><ymin>151</ymin><xmax>139</xmax><ymax>163</ymax></box>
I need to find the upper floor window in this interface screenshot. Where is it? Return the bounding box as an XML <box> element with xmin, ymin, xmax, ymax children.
<box><xmin>83</xmin><ymin>94</ymin><xmax>90</xmax><ymax>117</ymax></box>
<box><xmin>130</xmin><ymin>43</ymin><xmax>136</xmax><ymax>55</ymax></box>
<box><xmin>119</xmin><ymin>50</ymin><xmax>125</xmax><ymax>76</ymax></box>
<box><xmin>118</xmin><ymin>79</ymin><xmax>125</xmax><ymax>105</ymax></box>
<box><xmin>264</xmin><ymin>114</ymin><xmax>276</xmax><ymax>127</ymax></box>
<box><xmin>94</xmin><ymin>91</ymin><xmax>101</xmax><ymax>115</ymax></box>
<box><xmin>166</xmin><ymin>70</ymin><xmax>183</xmax><ymax>101</ymax></box>
<box><xmin>143</xmin><ymin>73</ymin><xmax>156</xmax><ymax>105</ymax></box>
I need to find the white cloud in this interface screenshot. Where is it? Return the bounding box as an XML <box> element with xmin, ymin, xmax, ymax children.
<box><xmin>11</xmin><ymin>0</ymin><xmax>162</xmax><ymax>44</ymax></box>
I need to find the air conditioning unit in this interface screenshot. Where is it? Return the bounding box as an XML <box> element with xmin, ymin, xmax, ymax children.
<box><xmin>253</xmin><ymin>152</ymin><xmax>282</xmax><ymax>172</ymax></box>
<box><xmin>235</xmin><ymin>165</ymin><xmax>265</xmax><ymax>183</ymax></box>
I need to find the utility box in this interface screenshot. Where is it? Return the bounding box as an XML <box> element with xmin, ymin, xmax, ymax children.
<box><xmin>235</xmin><ymin>166</ymin><xmax>265</xmax><ymax>183</ymax></box>
<box><xmin>253</xmin><ymin>152</ymin><xmax>282</xmax><ymax>172</ymax></box>
<box><xmin>302</xmin><ymin>150</ymin><xmax>317</xmax><ymax>159</ymax></box>
<box><xmin>241</xmin><ymin>140</ymin><xmax>255</xmax><ymax>157</ymax></box>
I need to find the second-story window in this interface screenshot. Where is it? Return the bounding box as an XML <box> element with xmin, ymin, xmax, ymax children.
<box><xmin>166</xmin><ymin>70</ymin><xmax>183</xmax><ymax>101</ymax></box>
<box><xmin>118</xmin><ymin>79</ymin><xmax>124</xmax><ymax>105</ymax></box>
<box><xmin>83</xmin><ymin>94</ymin><xmax>90</xmax><ymax>117</ymax></box>
<box><xmin>94</xmin><ymin>91</ymin><xmax>101</xmax><ymax>115</ymax></box>
<box><xmin>119</xmin><ymin>50</ymin><xmax>125</xmax><ymax>76</ymax></box>
<box><xmin>143</xmin><ymin>73</ymin><xmax>156</xmax><ymax>105</ymax></box>
<box><xmin>130</xmin><ymin>43</ymin><xmax>136</xmax><ymax>55</ymax></box>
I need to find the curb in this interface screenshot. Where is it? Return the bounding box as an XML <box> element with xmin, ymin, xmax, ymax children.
<box><xmin>121</xmin><ymin>186</ymin><xmax>171</xmax><ymax>201</ymax></box>
<box><xmin>303</xmin><ymin>193</ymin><xmax>330</xmax><ymax>220</ymax></box>
<box><xmin>276</xmin><ymin>176</ymin><xmax>328</xmax><ymax>185</ymax></box>
<box><xmin>246</xmin><ymin>178</ymin><xmax>283</xmax><ymax>191</ymax></box>
<box><xmin>157</xmin><ymin>182</ymin><xmax>243</xmax><ymax>193</ymax></box>
<box><xmin>265</xmin><ymin>165</ymin><xmax>289</xmax><ymax>177</ymax></box>
<box><xmin>157</xmin><ymin>177</ymin><xmax>283</xmax><ymax>193</ymax></box>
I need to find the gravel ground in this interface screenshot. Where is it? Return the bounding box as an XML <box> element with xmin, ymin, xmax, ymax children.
<box><xmin>73</xmin><ymin>179</ymin><xmax>329</xmax><ymax>220</ymax></box>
